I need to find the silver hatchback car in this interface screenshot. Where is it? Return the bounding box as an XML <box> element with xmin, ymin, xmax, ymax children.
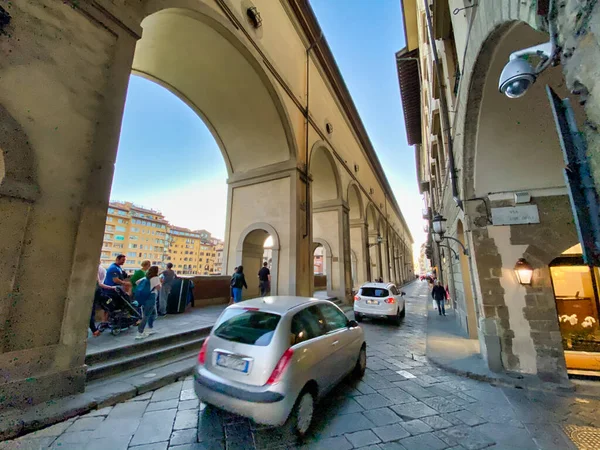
<box><xmin>194</xmin><ymin>296</ymin><xmax>366</xmax><ymax>437</ymax></box>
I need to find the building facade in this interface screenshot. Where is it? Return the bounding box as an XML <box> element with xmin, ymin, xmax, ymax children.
<box><xmin>101</xmin><ymin>202</ymin><xmax>168</xmax><ymax>273</ymax></box>
<box><xmin>399</xmin><ymin>0</ymin><xmax>600</xmax><ymax>384</ymax></box>
<box><xmin>101</xmin><ymin>206</ymin><xmax>222</xmax><ymax>276</ymax></box>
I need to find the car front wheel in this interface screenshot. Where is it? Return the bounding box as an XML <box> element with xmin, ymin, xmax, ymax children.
<box><xmin>353</xmin><ymin>345</ymin><xmax>367</xmax><ymax>378</ymax></box>
<box><xmin>286</xmin><ymin>389</ymin><xmax>315</xmax><ymax>439</ymax></box>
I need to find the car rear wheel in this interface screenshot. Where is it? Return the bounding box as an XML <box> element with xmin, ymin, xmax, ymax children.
<box><xmin>400</xmin><ymin>305</ymin><xmax>406</xmax><ymax>318</ymax></box>
<box><xmin>355</xmin><ymin>313</ymin><xmax>363</xmax><ymax>322</ymax></box>
<box><xmin>389</xmin><ymin>308</ymin><xmax>401</xmax><ymax>326</ymax></box>
<box><xmin>286</xmin><ymin>389</ymin><xmax>315</xmax><ymax>439</ymax></box>
<box><xmin>353</xmin><ymin>345</ymin><xmax>367</xmax><ymax>378</ymax></box>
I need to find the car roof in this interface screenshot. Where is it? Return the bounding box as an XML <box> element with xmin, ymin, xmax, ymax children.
<box><xmin>360</xmin><ymin>282</ymin><xmax>394</xmax><ymax>289</ymax></box>
<box><xmin>229</xmin><ymin>296</ymin><xmax>325</xmax><ymax>314</ymax></box>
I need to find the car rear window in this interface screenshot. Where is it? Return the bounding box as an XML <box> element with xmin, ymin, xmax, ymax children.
<box><xmin>214</xmin><ymin>309</ymin><xmax>281</xmax><ymax>346</ymax></box>
<box><xmin>360</xmin><ymin>288</ymin><xmax>389</xmax><ymax>298</ymax></box>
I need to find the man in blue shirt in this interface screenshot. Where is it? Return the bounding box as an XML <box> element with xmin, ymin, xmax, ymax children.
<box><xmin>104</xmin><ymin>254</ymin><xmax>127</xmax><ymax>291</ymax></box>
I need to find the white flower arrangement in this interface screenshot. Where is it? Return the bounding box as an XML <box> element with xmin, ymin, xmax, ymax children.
<box><xmin>582</xmin><ymin>316</ymin><xmax>597</xmax><ymax>328</ymax></box>
<box><xmin>559</xmin><ymin>314</ymin><xmax>579</xmax><ymax>326</ymax></box>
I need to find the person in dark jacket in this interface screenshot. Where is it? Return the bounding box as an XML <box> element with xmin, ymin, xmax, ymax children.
<box><xmin>431</xmin><ymin>280</ymin><xmax>447</xmax><ymax>316</ymax></box>
<box><xmin>231</xmin><ymin>266</ymin><xmax>247</xmax><ymax>303</ymax></box>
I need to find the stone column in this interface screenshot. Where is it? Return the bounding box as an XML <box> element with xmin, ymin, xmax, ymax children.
<box><xmin>225</xmin><ymin>163</ymin><xmax>311</xmax><ymax>298</ymax></box>
<box><xmin>0</xmin><ymin>0</ymin><xmax>140</xmax><ymax>408</ymax></box>
<box><xmin>381</xmin><ymin>238</ymin><xmax>391</xmax><ymax>282</ymax></box>
<box><xmin>313</xmin><ymin>199</ymin><xmax>352</xmax><ymax>302</ymax></box>
<box><xmin>368</xmin><ymin>232</ymin><xmax>381</xmax><ymax>281</ymax></box>
<box><xmin>350</xmin><ymin>220</ymin><xmax>368</xmax><ymax>288</ymax></box>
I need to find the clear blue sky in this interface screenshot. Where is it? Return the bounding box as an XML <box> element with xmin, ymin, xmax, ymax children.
<box><xmin>111</xmin><ymin>1</ymin><xmax>424</xmax><ymax>249</ymax></box>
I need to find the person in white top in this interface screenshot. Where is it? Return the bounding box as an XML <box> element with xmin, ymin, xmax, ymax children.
<box><xmin>135</xmin><ymin>265</ymin><xmax>161</xmax><ymax>339</ymax></box>
<box><xmin>91</xmin><ymin>264</ymin><xmax>116</xmax><ymax>336</ymax></box>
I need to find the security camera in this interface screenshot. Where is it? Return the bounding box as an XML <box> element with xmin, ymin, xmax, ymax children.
<box><xmin>498</xmin><ymin>41</ymin><xmax>554</xmax><ymax>98</ymax></box>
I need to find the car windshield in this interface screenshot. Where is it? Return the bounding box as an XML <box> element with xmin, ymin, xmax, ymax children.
<box><xmin>214</xmin><ymin>309</ymin><xmax>281</xmax><ymax>346</ymax></box>
<box><xmin>360</xmin><ymin>287</ymin><xmax>389</xmax><ymax>298</ymax></box>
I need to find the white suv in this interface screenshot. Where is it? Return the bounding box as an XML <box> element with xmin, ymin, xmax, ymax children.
<box><xmin>353</xmin><ymin>282</ymin><xmax>406</xmax><ymax>325</ymax></box>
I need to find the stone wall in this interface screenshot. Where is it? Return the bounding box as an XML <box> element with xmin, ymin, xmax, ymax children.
<box><xmin>552</xmin><ymin>0</ymin><xmax>600</xmax><ymax>197</ymax></box>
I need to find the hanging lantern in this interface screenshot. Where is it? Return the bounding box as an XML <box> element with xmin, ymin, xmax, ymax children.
<box><xmin>514</xmin><ymin>258</ymin><xmax>533</xmax><ymax>285</ymax></box>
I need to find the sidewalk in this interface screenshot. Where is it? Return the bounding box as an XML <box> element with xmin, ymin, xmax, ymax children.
<box><xmin>425</xmin><ymin>294</ymin><xmax>585</xmax><ymax>394</ymax></box>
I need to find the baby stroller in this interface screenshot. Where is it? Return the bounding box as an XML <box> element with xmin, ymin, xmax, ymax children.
<box><xmin>97</xmin><ymin>287</ymin><xmax>142</xmax><ymax>336</ymax></box>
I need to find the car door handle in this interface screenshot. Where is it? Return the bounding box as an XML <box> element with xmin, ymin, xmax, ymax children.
<box><xmin>331</xmin><ymin>340</ymin><xmax>339</xmax><ymax>346</ymax></box>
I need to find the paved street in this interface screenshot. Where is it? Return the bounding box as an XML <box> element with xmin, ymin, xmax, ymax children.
<box><xmin>3</xmin><ymin>282</ymin><xmax>600</xmax><ymax>450</ymax></box>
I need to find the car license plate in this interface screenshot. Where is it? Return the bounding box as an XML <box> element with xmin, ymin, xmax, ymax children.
<box><xmin>366</xmin><ymin>299</ymin><xmax>379</xmax><ymax>305</ymax></box>
<box><xmin>216</xmin><ymin>353</ymin><xmax>249</xmax><ymax>373</ymax></box>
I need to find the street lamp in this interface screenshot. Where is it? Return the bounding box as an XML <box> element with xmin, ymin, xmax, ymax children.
<box><xmin>432</xmin><ymin>214</ymin><xmax>447</xmax><ymax>235</ymax></box>
<box><xmin>514</xmin><ymin>258</ymin><xmax>533</xmax><ymax>285</ymax></box>
<box><xmin>430</xmin><ymin>213</ymin><xmax>468</xmax><ymax>256</ymax></box>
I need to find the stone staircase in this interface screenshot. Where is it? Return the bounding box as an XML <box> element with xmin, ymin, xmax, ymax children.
<box><xmin>85</xmin><ymin>325</ymin><xmax>211</xmax><ymax>382</ymax></box>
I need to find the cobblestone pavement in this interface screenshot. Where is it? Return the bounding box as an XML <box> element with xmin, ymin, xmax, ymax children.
<box><xmin>4</xmin><ymin>282</ymin><xmax>600</xmax><ymax>450</ymax></box>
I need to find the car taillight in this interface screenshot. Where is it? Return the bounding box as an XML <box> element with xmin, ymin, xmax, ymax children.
<box><xmin>266</xmin><ymin>348</ymin><xmax>294</xmax><ymax>385</ymax></box>
<box><xmin>354</xmin><ymin>295</ymin><xmax>361</xmax><ymax>302</ymax></box>
<box><xmin>198</xmin><ymin>337</ymin><xmax>209</xmax><ymax>365</ymax></box>
<box><xmin>385</xmin><ymin>297</ymin><xmax>396</xmax><ymax>304</ymax></box>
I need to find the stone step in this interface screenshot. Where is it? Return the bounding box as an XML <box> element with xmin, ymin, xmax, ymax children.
<box><xmin>85</xmin><ymin>326</ymin><xmax>211</xmax><ymax>382</ymax></box>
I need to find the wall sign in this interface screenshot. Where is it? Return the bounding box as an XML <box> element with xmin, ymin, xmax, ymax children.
<box><xmin>491</xmin><ymin>205</ymin><xmax>540</xmax><ymax>226</ymax></box>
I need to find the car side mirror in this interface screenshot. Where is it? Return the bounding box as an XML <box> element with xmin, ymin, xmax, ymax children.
<box><xmin>347</xmin><ymin>319</ymin><xmax>359</xmax><ymax>328</ymax></box>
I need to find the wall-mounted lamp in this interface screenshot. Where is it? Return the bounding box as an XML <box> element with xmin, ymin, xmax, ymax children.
<box><xmin>368</xmin><ymin>234</ymin><xmax>383</xmax><ymax>248</ymax></box>
<box><xmin>432</xmin><ymin>214</ymin><xmax>447</xmax><ymax>235</ymax></box>
<box><xmin>246</xmin><ymin>6</ymin><xmax>262</xmax><ymax>28</ymax></box>
<box><xmin>514</xmin><ymin>258</ymin><xmax>533</xmax><ymax>285</ymax></box>
<box><xmin>431</xmin><ymin>213</ymin><xmax>468</xmax><ymax>255</ymax></box>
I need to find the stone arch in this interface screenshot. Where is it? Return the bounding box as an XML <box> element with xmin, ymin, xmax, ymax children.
<box><xmin>347</xmin><ymin>181</ymin><xmax>363</xmax><ymax>220</ymax></box>
<box><xmin>313</xmin><ymin>237</ymin><xmax>333</xmax><ymax>296</ymax></box>
<box><xmin>461</xmin><ymin>22</ymin><xmax>586</xmax><ymax>201</ymax></box>
<box><xmin>309</xmin><ymin>142</ymin><xmax>342</xmax><ymax>203</ymax></box>
<box><xmin>133</xmin><ymin>5</ymin><xmax>297</xmax><ymax>176</ymax></box>
<box><xmin>366</xmin><ymin>202</ymin><xmax>379</xmax><ymax>232</ymax></box>
<box><xmin>456</xmin><ymin>18</ymin><xmax>588</xmax><ymax>381</ymax></box>
<box><xmin>235</xmin><ymin>222</ymin><xmax>280</xmax><ymax>297</ymax></box>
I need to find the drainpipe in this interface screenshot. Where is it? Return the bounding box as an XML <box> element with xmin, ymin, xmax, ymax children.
<box><xmin>303</xmin><ymin>33</ymin><xmax>323</xmax><ymax>239</ymax></box>
<box><xmin>423</xmin><ymin>0</ymin><xmax>461</xmax><ymax>209</ymax></box>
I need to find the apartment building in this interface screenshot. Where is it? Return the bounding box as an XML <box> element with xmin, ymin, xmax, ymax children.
<box><xmin>101</xmin><ymin>202</ymin><xmax>168</xmax><ymax>273</ymax></box>
<box><xmin>101</xmin><ymin>202</ymin><xmax>221</xmax><ymax>276</ymax></box>
<box><xmin>167</xmin><ymin>226</ymin><xmax>203</xmax><ymax>275</ymax></box>
<box><xmin>214</xmin><ymin>243</ymin><xmax>224</xmax><ymax>275</ymax></box>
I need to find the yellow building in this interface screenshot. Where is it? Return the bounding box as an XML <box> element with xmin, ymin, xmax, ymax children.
<box><xmin>101</xmin><ymin>202</ymin><xmax>168</xmax><ymax>273</ymax></box>
<box><xmin>198</xmin><ymin>243</ymin><xmax>217</xmax><ymax>276</ymax></box>
<box><xmin>167</xmin><ymin>227</ymin><xmax>203</xmax><ymax>275</ymax></box>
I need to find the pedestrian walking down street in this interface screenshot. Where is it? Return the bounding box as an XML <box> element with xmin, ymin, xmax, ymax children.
<box><xmin>135</xmin><ymin>265</ymin><xmax>161</xmax><ymax>339</ymax></box>
<box><xmin>229</xmin><ymin>267</ymin><xmax>238</xmax><ymax>305</ymax></box>
<box><xmin>258</xmin><ymin>262</ymin><xmax>271</xmax><ymax>297</ymax></box>
<box><xmin>158</xmin><ymin>262</ymin><xmax>177</xmax><ymax>316</ymax></box>
<box><xmin>432</xmin><ymin>280</ymin><xmax>447</xmax><ymax>316</ymax></box>
<box><xmin>231</xmin><ymin>265</ymin><xmax>248</xmax><ymax>303</ymax></box>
